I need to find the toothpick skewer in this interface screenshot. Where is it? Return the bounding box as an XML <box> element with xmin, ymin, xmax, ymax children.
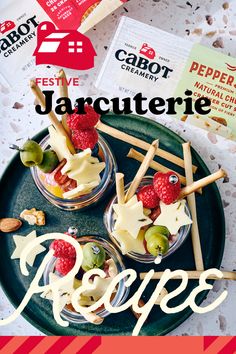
<box><xmin>57</xmin><ymin>69</ymin><xmax>70</xmax><ymax>134</ymax></box>
<box><xmin>139</xmin><ymin>270</ymin><xmax>236</xmax><ymax>281</ymax></box>
<box><xmin>178</xmin><ymin>169</ymin><xmax>227</xmax><ymax>199</ymax></box>
<box><xmin>30</xmin><ymin>79</ymin><xmax>75</xmax><ymax>154</ymax></box>
<box><xmin>96</xmin><ymin>121</ymin><xmax>197</xmax><ymax>173</ymax></box>
<box><xmin>182</xmin><ymin>142</ymin><xmax>204</xmax><ymax>271</ymax></box>
<box><xmin>125</xmin><ymin>140</ymin><xmax>159</xmax><ymax>202</ymax></box>
<box><xmin>115</xmin><ymin>173</ymin><xmax>125</xmax><ymax>204</ymax></box>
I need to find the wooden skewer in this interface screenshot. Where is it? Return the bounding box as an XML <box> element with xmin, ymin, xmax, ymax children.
<box><xmin>125</xmin><ymin>140</ymin><xmax>159</xmax><ymax>202</ymax></box>
<box><xmin>57</xmin><ymin>69</ymin><xmax>70</xmax><ymax>134</ymax></box>
<box><xmin>96</xmin><ymin>121</ymin><xmax>197</xmax><ymax>173</ymax></box>
<box><xmin>30</xmin><ymin>80</ymin><xmax>75</xmax><ymax>154</ymax></box>
<box><xmin>127</xmin><ymin>148</ymin><xmax>186</xmax><ymax>185</ymax></box>
<box><xmin>140</xmin><ymin>270</ymin><xmax>236</xmax><ymax>281</ymax></box>
<box><xmin>182</xmin><ymin>142</ymin><xmax>204</xmax><ymax>271</ymax></box>
<box><xmin>115</xmin><ymin>173</ymin><xmax>125</xmax><ymax>204</ymax></box>
<box><xmin>178</xmin><ymin>168</ymin><xmax>227</xmax><ymax>199</ymax></box>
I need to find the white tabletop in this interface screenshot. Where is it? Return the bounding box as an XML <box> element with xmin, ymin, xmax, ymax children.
<box><xmin>0</xmin><ymin>0</ymin><xmax>236</xmax><ymax>336</ymax></box>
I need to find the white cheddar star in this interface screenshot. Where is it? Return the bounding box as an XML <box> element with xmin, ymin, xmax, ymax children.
<box><xmin>41</xmin><ymin>272</ymin><xmax>75</xmax><ymax>312</ymax></box>
<box><xmin>61</xmin><ymin>149</ymin><xmax>105</xmax><ymax>185</ymax></box>
<box><xmin>112</xmin><ymin>229</ymin><xmax>146</xmax><ymax>255</ymax></box>
<box><xmin>11</xmin><ymin>231</ymin><xmax>46</xmax><ymax>267</ymax></box>
<box><xmin>48</xmin><ymin>126</ymin><xmax>72</xmax><ymax>161</ymax></box>
<box><xmin>113</xmin><ymin>195</ymin><xmax>152</xmax><ymax>239</ymax></box>
<box><xmin>154</xmin><ymin>200</ymin><xmax>192</xmax><ymax>235</ymax></box>
<box><xmin>63</xmin><ymin>181</ymin><xmax>99</xmax><ymax>199</ymax></box>
<box><xmin>82</xmin><ymin>276</ymin><xmax>114</xmax><ymax>301</ymax></box>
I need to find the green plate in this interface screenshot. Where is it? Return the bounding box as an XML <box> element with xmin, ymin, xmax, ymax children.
<box><xmin>0</xmin><ymin>114</ymin><xmax>225</xmax><ymax>336</ymax></box>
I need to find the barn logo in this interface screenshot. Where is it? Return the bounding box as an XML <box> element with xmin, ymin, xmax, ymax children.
<box><xmin>33</xmin><ymin>21</ymin><xmax>96</xmax><ymax>70</ymax></box>
<box><xmin>139</xmin><ymin>43</ymin><xmax>156</xmax><ymax>60</ymax></box>
<box><xmin>0</xmin><ymin>21</ymin><xmax>16</xmax><ymax>35</ymax></box>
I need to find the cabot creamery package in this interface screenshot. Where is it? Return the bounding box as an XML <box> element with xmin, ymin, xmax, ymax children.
<box><xmin>0</xmin><ymin>0</ymin><xmax>50</xmax><ymax>87</ymax></box>
<box><xmin>96</xmin><ymin>17</ymin><xmax>236</xmax><ymax>141</ymax></box>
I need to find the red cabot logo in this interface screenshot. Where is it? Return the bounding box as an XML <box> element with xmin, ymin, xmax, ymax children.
<box><xmin>33</xmin><ymin>21</ymin><xmax>96</xmax><ymax>70</ymax></box>
<box><xmin>139</xmin><ymin>43</ymin><xmax>156</xmax><ymax>60</ymax></box>
<box><xmin>0</xmin><ymin>20</ymin><xmax>15</xmax><ymax>34</ymax></box>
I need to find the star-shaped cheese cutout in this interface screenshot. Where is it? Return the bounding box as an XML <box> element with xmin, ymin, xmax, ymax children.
<box><xmin>154</xmin><ymin>200</ymin><xmax>192</xmax><ymax>235</ymax></box>
<box><xmin>63</xmin><ymin>181</ymin><xmax>99</xmax><ymax>199</ymax></box>
<box><xmin>11</xmin><ymin>231</ymin><xmax>46</xmax><ymax>267</ymax></box>
<box><xmin>82</xmin><ymin>276</ymin><xmax>114</xmax><ymax>301</ymax></box>
<box><xmin>113</xmin><ymin>195</ymin><xmax>152</xmax><ymax>239</ymax></box>
<box><xmin>41</xmin><ymin>272</ymin><xmax>75</xmax><ymax>312</ymax></box>
<box><xmin>48</xmin><ymin>126</ymin><xmax>72</xmax><ymax>161</ymax></box>
<box><xmin>61</xmin><ymin>148</ymin><xmax>105</xmax><ymax>185</ymax></box>
<box><xmin>112</xmin><ymin>229</ymin><xmax>146</xmax><ymax>255</ymax></box>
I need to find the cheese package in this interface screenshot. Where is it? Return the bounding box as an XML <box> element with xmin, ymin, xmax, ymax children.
<box><xmin>37</xmin><ymin>0</ymin><xmax>127</xmax><ymax>31</ymax></box>
<box><xmin>0</xmin><ymin>0</ymin><xmax>50</xmax><ymax>87</ymax></box>
<box><xmin>96</xmin><ymin>17</ymin><xmax>236</xmax><ymax>141</ymax></box>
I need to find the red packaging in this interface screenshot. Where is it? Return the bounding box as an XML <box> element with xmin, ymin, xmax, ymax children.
<box><xmin>37</xmin><ymin>0</ymin><xmax>101</xmax><ymax>29</ymax></box>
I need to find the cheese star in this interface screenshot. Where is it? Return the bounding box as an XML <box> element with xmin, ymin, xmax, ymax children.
<box><xmin>61</xmin><ymin>149</ymin><xmax>105</xmax><ymax>185</ymax></box>
<box><xmin>48</xmin><ymin>126</ymin><xmax>72</xmax><ymax>161</ymax></box>
<box><xmin>11</xmin><ymin>230</ymin><xmax>46</xmax><ymax>267</ymax></box>
<box><xmin>82</xmin><ymin>276</ymin><xmax>114</xmax><ymax>301</ymax></box>
<box><xmin>112</xmin><ymin>229</ymin><xmax>146</xmax><ymax>255</ymax></box>
<box><xmin>41</xmin><ymin>272</ymin><xmax>75</xmax><ymax>312</ymax></box>
<box><xmin>113</xmin><ymin>195</ymin><xmax>152</xmax><ymax>239</ymax></box>
<box><xmin>63</xmin><ymin>181</ymin><xmax>99</xmax><ymax>199</ymax></box>
<box><xmin>154</xmin><ymin>200</ymin><xmax>192</xmax><ymax>234</ymax></box>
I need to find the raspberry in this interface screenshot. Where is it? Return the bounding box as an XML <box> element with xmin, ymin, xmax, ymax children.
<box><xmin>72</xmin><ymin>128</ymin><xmax>98</xmax><ymax>150</ymax></box>
<box><xmin>153</xmin><ymin>171</ymin><xmax>181</xmax><ymax>205</ymax></box>
<box><xmin>137</xmin><ymin>185</ymin><xmax>159</xmax><ymax>208</ymax></box>
<box><xmin>55</xmin><ymin>257</ymin><xmax>76</xmax><ymax>276</ymax></box>
<box><xmin>50</xmin><ymin>239</ymin><xmax>76</xmax><ymax>258</ymax></box>
<box><xmin>67</xmin><ymin>105</ymin><xmax>100</xmax><ymax>130</ymax></box>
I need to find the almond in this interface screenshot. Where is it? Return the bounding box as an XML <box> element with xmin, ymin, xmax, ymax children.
<box><xmin>0</xmin><ymin>218</ymin><xmax>22</xmax><ymax>233</ymax></box>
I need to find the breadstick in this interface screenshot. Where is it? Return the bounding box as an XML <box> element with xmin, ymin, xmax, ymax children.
<box><xmin>115</xmin><ymin>173</ymin><xmax>125</xmax><ymax>204</ymax></box>
<box><xmin>30</xmin><ymin>80</ymin><xmax>75</xmax><ymax>154</ymax></box>
<box><xmin>57</xmin><ymin>69</ymin><xmax>70</xmax><ymax>134</ymax></box>
<box><xmin>125</xmin><ymin>140</ymin><xmax>159</xmax><ymax>202</ymax></box>
<box><xmin>83</xmin><ymin>312</ymin><xmax>104</xmax><ymax>325</ymax></box>
<box><xmin>131</xmin><ymin>299</ymin><xmax>145</xmax><ymax>320</ymax></box>
<box><xmin>183</xmin><ymin>142</ymin><xmax>204</xmax><ymax>271</ymax></box>
<box><xmin>96</xmin><ymin>121</ymin><xmax>197</xmax><ymax>173</ymax></box>
<box><xmin>127</xmin><ymin>148</ymin><xmax>186</xmax><ymax>185</ymax></box>
<box><xmin>178</xmin><ymin>169</ymin><xmax>227</xmax><ymax>199</ymax></box>
<box><xmin>139</xmin><ymin>270</ymin><xmax>236</xmax><ymax>281</ymax></box>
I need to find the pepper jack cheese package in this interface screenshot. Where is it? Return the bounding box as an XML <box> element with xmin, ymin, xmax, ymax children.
<box><xmin>0</xmin><ymin>0</ymin><xmax>50</xmax><ymax>87</ymax></box>
<box><xmin>96</xmin><ymin>17</ymin><xmax>236</xmax><ymax>141</ymax></box>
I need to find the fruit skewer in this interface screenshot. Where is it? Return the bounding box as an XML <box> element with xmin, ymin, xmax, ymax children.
<box><xmin>96</xmin><ymin>121</ymin><xmax>198</xmax><ymax>172</ymax></box>
<box><xmin>182</xmin><ymin>142</ymin><xmax>204</xmax><ymax>271</ymax></box>
<box><xmin>57</xmin><ymin>69</ymin><xmax>70</xmax><ymax>134</ymax></box>
<box><xmin>30</xmin><ymin>79</ymin><xmax>75</xmax><ymax>154</ymax></box>
<box><xmin>139</xmin><ymin>270</ymin><xmax>236</xmax><ymax>281</ymax></box>
<box><xmin>125</xmin><ymin>140</ymin><xmax>159</xmax><ymax>202</ymax></box>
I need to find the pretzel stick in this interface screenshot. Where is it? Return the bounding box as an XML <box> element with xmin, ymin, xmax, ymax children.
<box><xmin>96</xmin><ymin>121</ymin><xmax>197</xmax><ymax>173</ymax></box>
<box><xmin>139</xmin><ymin>270</ymin><xmax>236</xmax><ymax>281</ymax></box>
<box><xmin>127</xmin><ymin>148</ymin><xmax>186</xmax><ymax>185</ymax></box>
<box><xmin>116</xmin><ymin>173</ymin><xmax>125</xmax><ymax>204</ymax></box>
<box><xmin>125</xmin><ymin>140</ymin><xmax>159</xmax><ymax>202</ymax></box>
<box><xmin>83</xmin><ymin>312</ymin><xmax>104</xmax><ymax>325</ymax></box>
<box><xmin>30</xmin><ymin>80</ymin><xmax>75</xmax><ymax>154</ymax></box>
<box><xmin>178</xmin><ymin>169</ymin><xmax>227</xmax><ymax>199</ymax></box>
<box><xmin>183</xmin><ymin>142</ymin><xmax>204</xmax><ymax>271</ymax></box>
<box><xmin>57</xmin><ymin>69</ymin><xmax>70</xmax><ymax>134</ymax></box>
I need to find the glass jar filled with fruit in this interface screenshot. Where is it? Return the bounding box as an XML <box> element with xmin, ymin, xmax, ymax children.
<box><xmin>14</xmin><ymin>107</ymin><xmax>117</xmax><ymax>210</ymax></box>
<box><xmin>43</xmin><ymin>230</ymin><xmax>129</xmax><ymax>324</ymax></box>
<box><xmin>104</xmin><ymin>175</ymin><xmax>192</xmax><ymax>264</ymax></box>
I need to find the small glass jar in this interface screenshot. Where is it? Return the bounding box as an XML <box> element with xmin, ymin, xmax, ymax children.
<box><xmin>43</xmin><ymin>235</ymin><xmax>129</xmax><ymax>324</ymax></box>
<box><xmin>31</xmin><ymin>134</ymin><xmax>117</xmax><ymax>211</ymax></box>
<box><xmin>104</xmin><ymin>176</ymin><xmax>192</xmax><ymax>263</ymax></box>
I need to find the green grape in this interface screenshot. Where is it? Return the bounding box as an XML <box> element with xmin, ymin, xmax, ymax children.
<box><xmin>146</xmin><ymin>234</ymin><xmax>169</xmax><ymax>256</ymax></box>
<box><xmin>145</xmin><ymin>225</ymin><xmax>170</xmax><ymax>242</ymax></box>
